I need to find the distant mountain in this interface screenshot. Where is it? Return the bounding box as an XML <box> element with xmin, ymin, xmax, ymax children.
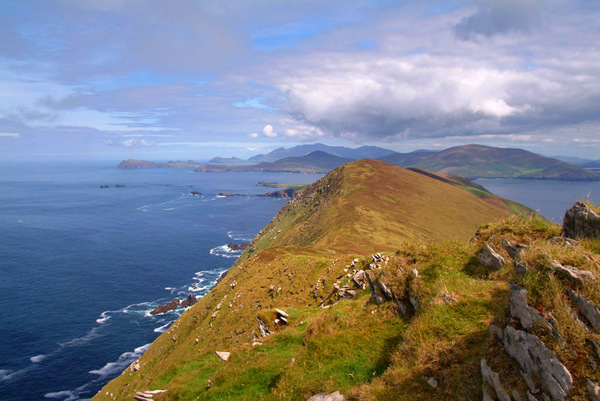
<box><xmin>380</xmin><ymin>144</ymin><xmax>600</xmax><ymax>181</ymax></box>
<box><xmin>582</xmin><ymin>160</ymin><xmax>600</xmax><ymax>169</ymax></box>
<box><xmin>207</xmin><ymin>156</ymin><xmax>247</xmax><ymax>164</ymax></box>
<box><xmin>551</xmin><ymin>155</ymin><xmax>594</xmax><ymax>166</ymax></box>
<box><xmin>248</xmin><ymin>143</ymin><xmax>395</xmax><ymax>163</ymax></box>
<box><xmin>195</xmin><ymin>151</ymin><xmax>352</xmax><ymax>173</ymax></box>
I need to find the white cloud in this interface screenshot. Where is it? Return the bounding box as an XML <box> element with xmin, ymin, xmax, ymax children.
<box><xmin>263</xmin><ymin>124</ymin><xmax>278</xmax><ymax>137</ymax></box>
<box><xmin>0</xmin><ymin>133</ymin><xmax>20</xmax><ymax>138</ymax></box>
<box><xmin>249</xmin><ymin>132</ymin><xmax>259</xmax><ymax>138</ymax></box>
<box><xmin>104</xmin><ymin>138</ymin><xmax>155</xmax><ymax>148</ymax></box>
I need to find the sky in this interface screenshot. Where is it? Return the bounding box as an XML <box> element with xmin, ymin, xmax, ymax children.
<box><xmin>0</xmin><ymin>0</ymin><xmax>599</xmax><ymax>161</ymax></box>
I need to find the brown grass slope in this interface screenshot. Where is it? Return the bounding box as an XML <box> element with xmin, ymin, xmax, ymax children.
<box><xmin>93</xmin><ymin>159</ymin><xmax>535</xmax><ymax>401</ymax></box>
<box><xmin>247</xmin><ymin>159</ymin><xmax>513</xmax><ymax>254</ymax></box>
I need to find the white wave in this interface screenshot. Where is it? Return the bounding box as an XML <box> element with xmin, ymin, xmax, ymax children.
<box><xmin>0</xmin><ymin>365</ymin><xmax>34</xmax><ymax>382</ymax></box>
<box><xmin>96</xmin><ymin>311</ymin><xmax>111</xmax><ymax>324</ymax></box>
<box><xmin>188</xmin><ymin>284</ymin><xmax>208</xmax><ymax>292</ymax></box>
<box><xmin>209</xmin><ymin>244</ymin><xmax>242</xmax><ymax>259</ymax></box>
<box><xmin>136</xmin><ymin>205</ymin><xmax>150</xmax><ymax>212</ymax></box>
<box><xmin>227</xmin><ymin>230</ymin><xmax>252</xmax><ymax>241</ymax></box>
<box><xmin>30</xmin><ymin>354</ymin><xmax>47</xmax><ymax>363</ymax></box>
<box><xmin>154</xmin><ymin>321</ymin><xmax>174</xmax><ymax>333</ymax></box>
<box><xmin>44</xmin><ymin>390</ymin><xmax>75</xmax><ymax>400</ymax></box>
<box><xmin>59</xmin><ymin>326</ymin><xmax>103</xmax><ymax>348</ymax></box>
<box><xmin>89</xmin><ymin>343</ymin><xmax>150</xmax><ymax>378</ymax></box>
<box><xmin>163</xmin><ymin>207</ymin><xmax>175</xmax><ymax>211</ymax></box>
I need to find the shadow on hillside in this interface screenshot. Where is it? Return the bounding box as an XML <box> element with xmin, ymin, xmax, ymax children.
<box><xmin>462</xmin><ymin>254</ymin><xmax>490</xmax><ymax>278</ymax></box>
<box><xmin>368</xmin><ymin>286</ymin><xmax>509</xmax><ymax>400</ymax></box>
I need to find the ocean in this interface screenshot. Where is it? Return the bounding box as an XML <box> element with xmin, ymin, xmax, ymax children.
<box><xmin>0</xmin><ymin>162</ymin><xmax>323</xmax><ymax>401</ymax></box>
<box><xmin>0</xmin><ymin>162</ymin><xmax>599</xmax><ymax>401</ymax></box>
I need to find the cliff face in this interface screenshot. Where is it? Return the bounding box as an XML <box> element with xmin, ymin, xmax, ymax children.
<box><xmin>94</xmin><ymin>160</ymin><xmax>600</xmax><ymax>401</ymax></box>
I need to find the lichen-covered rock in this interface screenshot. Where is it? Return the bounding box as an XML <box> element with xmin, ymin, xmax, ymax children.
<box><xmin>503</xmin><ymin>326</ymin><xmax>573</xmax><ymax>401</ymax></box>
<box><xmin>509</xmin><ymin>283</ymin><xmax>549</xmax><ymax>332</ymax></box>
<box><xmin>481</xmin><ymin>358</ymin><xmax>511</xmax><ymax>401</ymax></box>
<box><xmin>478</xmin><ymin>243</ymin><xmax>506</xmax><ymax>271</ymax></box>
<box><xmin>257</xmin><ymin>315</ymin><xmax>272</xmax><ymax>337</ymax></box>
<box><xmin>308</xmin><ymin>391</ymin><xmax>345</xmax><ymax>401</ymax></box>
<box><xmin>502</xmin><ymin>239</ymin><xmax>529</xmax><ymax>260</ymax></box>
<box><xmin>563</xmin><ymin>201</ymin><xmax>600</xmax><ymax>238</ymax></box>
<box><xmin>567</xmin><ymin>289</ymin><xmax>600</xmax><ymax>333</ymax></box>
<box><xmin>552</xmin><ymin>261</ymin><xmax>595</xmax><ymax>286</ymax></box>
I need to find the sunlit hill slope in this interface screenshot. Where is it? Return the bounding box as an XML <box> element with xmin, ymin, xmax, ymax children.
<box><xmin>95</xmin><ymin>159</ymin><xmax>600</xmax><ymax>401</ymax></box>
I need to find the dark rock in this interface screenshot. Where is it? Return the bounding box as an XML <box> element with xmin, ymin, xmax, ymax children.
<box><xmin>503</xmin><ymin>326</ymin><xmax>573</xmax><ymax>401</ymax></box>
<box><xmin>218</xmin><ymin>192</ymin><xmax>244</xmax><ymax>197</ymax></box>
<box><xmin>256</xmin><ymin>188</ymin><xmax>296</xmax><ymax>198</ymax></box>
<box><xmin>150</xmin><ymin>299</ymin><xmax>180</xmax><ymax>315</ymax></box>
<box><xmin>502</xmin><ymin>239</ymin><xmax>529</xmax><ymax>260</ymax></box>
<box><xmin>115</xmin><ymin>184</ymin><xmax>126</xmax><ymax>188</ymax></box>
<box><xmin>478</xmin><ymin>243</ymin><xmax>506</xmax><ymax>271</ymax></box>
<box><xmin>227</xmin><ymin>243</ymin><xmax>249</xmax><ymax>251</ymax></box>
<box><xmin>563</xmin><ymin>201</ymin><xmax>600</xmax><ymax>238</ymax></box>
<box><xmin>190</xmin><ymin>191</ymin><xmax>203</xmax><ymax>197</ymax></box>
<box><xmin>515</xmin><ymin>260</ymin><xmax>528</xmax><ymax>277</ymax></box>
<box><xmin>181</xmin><ymin>294</ymin><xmax>198</xmax><ymax>308</ymax></box>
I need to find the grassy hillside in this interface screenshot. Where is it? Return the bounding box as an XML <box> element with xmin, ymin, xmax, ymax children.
<box><xmin>94</xmin><ymin>160</ymin><xmax>599</xmax><ymax>401</ymax></box>
<box><xmin>381</xmin><ymin>144</ymin><xmax>600</xmax><ymax>181</ymax></box>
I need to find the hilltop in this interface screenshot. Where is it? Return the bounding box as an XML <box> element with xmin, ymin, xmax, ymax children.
<box><xmin>91</xmin><ymin>160</ymin><xmax>600</xmax><ymax>401</ymax></box>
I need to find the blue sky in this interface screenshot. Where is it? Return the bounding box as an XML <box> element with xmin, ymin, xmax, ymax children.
<box><xmin>0</xmin><ymin>0</ymin><xmax>599</xmax><ymax>161</ymax></box>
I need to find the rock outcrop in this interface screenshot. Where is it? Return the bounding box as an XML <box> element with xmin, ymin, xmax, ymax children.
<box><xmin>150</xmin><ymin>299</ymin><xmax>180</xmax><ymax>315</ymax></box>
<box><xmin>563</xmin><ymin>201</ymin><xmax>600</xmax><ymax>238</ymax></box>
<box><xmin>478</xmin><ymin>243</ymin><xmax>506</xmax><ymax>271</ymax></box>
<box><xmin>503</xmin><ymin>326</ymin><xmax>573</xmax><ymax>401</ymax></box>
<box><xmin>181</xmin><ymin>294</ymin><xmax>198</xmax><ymax>308</ymax></box>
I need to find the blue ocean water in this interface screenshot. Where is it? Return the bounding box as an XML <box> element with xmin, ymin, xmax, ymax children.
<box><xmin>0</xmin><ymin>162</ymin><xmax>323</xmax><ymax>401</ymax></box>
<box><xmin>475</xmin><ymin>178</ymin><xmax>600</xmax><ymax>222</ymax></box>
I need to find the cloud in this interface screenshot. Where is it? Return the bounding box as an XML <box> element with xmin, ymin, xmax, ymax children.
<box><xmin>104</xmin><ymin>137</ymin><xmax>155</xmax><ymax>148</ymax></box>
<box><xmin>249</xmin><ymin>133</ymin><xmax>259</xmax><ymax>138</ymax></box>
<box><xmin>453</xmin><ymin>0</ymin><xmax>547</xmax><ymax>41</ymax></box>
<box><xmin>263</xmin><ymin>124</ymin><xmax>278</xmax><ymax>137</ymax></box>
<box><xmin>0</xmin><ymin>133</ymin><xmax>20</xmax><ymax>138</ymax></box>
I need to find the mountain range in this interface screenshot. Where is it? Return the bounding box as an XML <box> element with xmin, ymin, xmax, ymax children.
<box><xmin>96</xmin><ymin>159</ymin><xmax>600</xmax><ymax>401</ymax></box>
<box><xmin>119</xmin><ymin>143</ymin><xmax>600</xmax><ymax>181</ymax></box>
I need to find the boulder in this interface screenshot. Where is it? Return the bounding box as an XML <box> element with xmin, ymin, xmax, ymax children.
<box><xmin>563</xmin><ymin>201</ymin><xmax>600</xmax><ymax>238</ymax></box>
<box><xmin>503</xmin><ymin>326</ymin><xmax>573</xmax><ymax>401</ymax></box>
<box><xmin>426</xmin><ymin>376</ymin><xmax>438</xmax><ymax>389</ymax></box>
<box><xmin>481</xmin><ymin>359</ymin><xmax>511</xmax><ymax>401</ymax></box>
<box><xmin>478</xmin><ymin>243</ymin><xmax>506</xmax><ymax>271</ymax></box>
<box><xmin>308</xmin><ymin>391</ymin><xmax>345</xmax><ymax>401</ymax></box>
<box><xmin>567</xmin><ymin>289</ymin><xmax>600</xmax><ymax>333</ymax></box>
<box><xmin>215</xmin><ymin>351</ymin><xmax>230</xmax><ymax>361</ymax></box>
<box><xmin>502</xmin><ymin>239</ymin><xmax>529</xmax><ymax>260</ymax></box>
